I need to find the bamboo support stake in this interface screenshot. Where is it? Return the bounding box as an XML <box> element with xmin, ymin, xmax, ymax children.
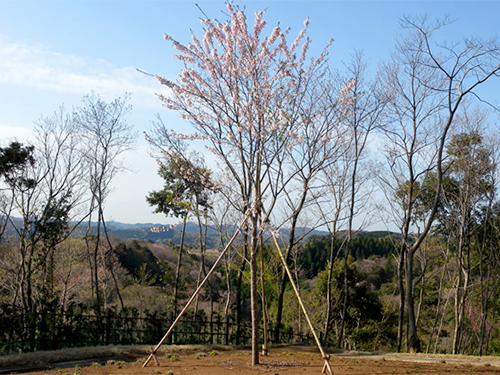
<box><xmin>270</xmin><ymin>232</ymin><xmax>334</xmax><ymax>375</ymax></box>
<box><xmin>143</xmin><ymin>217</ymin><xmax>247</xmax><ymax>367</ymax></box>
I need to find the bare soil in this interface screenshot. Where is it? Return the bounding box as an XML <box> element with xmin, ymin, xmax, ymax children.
<box><xmin>5</xmin><ymin>346</ymin><xmax>500</xmax><ymax>375</ymax></box>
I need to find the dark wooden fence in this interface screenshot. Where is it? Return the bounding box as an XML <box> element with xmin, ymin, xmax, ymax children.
<box><xmin>0</xmin><ymin>308</ymin><xmax>315</xmax><ymax>354</ymax></box>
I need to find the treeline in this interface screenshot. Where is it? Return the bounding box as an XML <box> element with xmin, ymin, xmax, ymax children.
<box><xmin>298</xmin><ymin>234</ymin><xmax>396</xmax><ymax>277</ymax></box>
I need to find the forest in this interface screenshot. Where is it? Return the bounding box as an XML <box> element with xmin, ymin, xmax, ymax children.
<box><xmin>1</xmin><ymin>2</ymin><xmax>500</xmax><ymax>366</ymax></box>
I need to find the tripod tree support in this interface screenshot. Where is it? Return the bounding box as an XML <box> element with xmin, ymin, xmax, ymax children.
<box><xmin>270</xmin><ymin>232</ymin><xmax>334</xmax><ymax>375</ymax></box>
<box><xmin>142</xmin><ymin>216</ymin><xmax>248</xmax><ymax>367</ymax></box>
<box><xmin>143</xmin><ymin>213</ymin><xmax>333</xmax><ymax>374</ymax></box>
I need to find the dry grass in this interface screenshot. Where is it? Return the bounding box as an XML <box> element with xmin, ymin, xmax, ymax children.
<box><xmin>0</xmin><ymin>345</ymin><xmax>142</xmax><ymax>368</ymax></box>
<box><xmin>0</xmin><ymin>344</ymin><xmax>233</xmax><ymax>369</ymax></box>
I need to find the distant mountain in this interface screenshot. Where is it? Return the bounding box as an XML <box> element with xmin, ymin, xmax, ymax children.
<box><xmin>3</xmin><ymin>216</ymin><xmax>395</xmax><ymax>249</ymax></box>
<box><xmin>105</xmin><ymin>221</ymin><xmax>167</xmax><ymax>230</ymax></box>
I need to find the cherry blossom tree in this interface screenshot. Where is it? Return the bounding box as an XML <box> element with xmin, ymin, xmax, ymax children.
<box><xmin>150</xmin><ymin>3</ymin><xmax>331</xmax><ymax>365</ymax></box>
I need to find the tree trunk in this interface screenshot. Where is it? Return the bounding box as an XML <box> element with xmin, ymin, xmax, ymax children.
<box><xmin>260</xmin><ymin>229</ymin><xmax>268</xmax><ymax>354</ymax></box>
<box><xmin>453</xmin><ymin>213</ymin><xmax>469</xmax><ymax>354</ymax></box>
<box><xmin>406</xmin><ymin>249</ymin><xmax>420</xmax><ymax>353</ymax></box>
<box><xmin>235</xmin><ymin>231</ymin><xmax>248</xmax><ymax>345</ymax></box>
<box><xmin>101</xmin><ymin>210</ymin><xmax>124</xmax><ymax>309</ymax></box>
<box><xmin>337</xmin><ymin>245</ymin><xmax>349</xmax><ymax>348</ymax></box>
<box><xmin>426</xmin><ymin>244</ymin><xmax>449</xmax><ymax>353</ymax></box>
<box><xmin>250</xmin><ymin>217</ymin><xmax>260</xmax><ymax>366</ymax></box>
<box><xmin>173</xmin><ymin>216</ymin><xmax>187</xmax><ymax>316</ymax></box>
<box><xmin>397</xmin><ymin>245</ymin><xmax>406</xmax><ymax>352</ymax></box>
<box><xmin>274</xmin><ymin>268</ymin><xmax>287</xmax><ymax>343</ymax></box>
<box><xmin>273</xmin><ymin>210</ymin><xmax>304</xmax><ymax>343</ymax></box>
<box><xmin>322</xmin><ymin>234</ymin><xmax>337</xmax><ymax>345</ymax></box>
<box><xmin>194</xmin><ymin>212</ymin><xmax>207</xmax><ymax>316</ymax></box>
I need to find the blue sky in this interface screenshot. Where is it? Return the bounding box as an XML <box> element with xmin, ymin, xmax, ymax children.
<box><xmin>0</xmin><ymin>1</ymin><xmax>499</xmax><ymax>225</ymax></box>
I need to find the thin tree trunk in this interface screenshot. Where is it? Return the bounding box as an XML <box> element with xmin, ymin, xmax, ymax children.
<box><xmin>250</xmin><ymin>216</ymin><xmax>260</xmax><ymax>366</ymax></box>
<box><xmin>397</xmin><ymin>245</ymin><xmax>406</xmax><ymax>352</ymax></box>
<box><xmin>174</xmin><ymin>216</ymin><xmax>187</xmax><ymax>316</ymax></box>
<box><xmin>426</xmin><ymin>243</ymin><xmax>450</xmax><ymax>353</ymax></box>
<box><xmin>406</xmin><ymin>248</ymin><xmax>420</xmax><ymax>353</ymax></box>
<box><xmin>453</xmin><ymin>213</ymin><xmax>469</xmax><ymax>354</ymax></box>
<box><xmin>323</xmin><ymin>233</ymin><xmax>338</xmax><ymax>344</ymax></box>
<box><xmin>338</xmin><ymin>243</ymin><xmax>349</xmax><ymax>348</ymax></box>
<box><xmin>101</xmin><ymin>210</ymin><xmax>124</xmax><ymax>309</ymax></box>
<box><xmin>259</xmin><ymin>226</ymin><xmax>268</xmax><ymax>354</ymax></box>
<box><xmin>273</xmin><ymin>178</ymin><xmax>310</xmax><ymax>343</ymax></box>
<box><xmin>194</xmin><ymin>212</ymin><xmax>207</xmax><ymax>317</ymax></box>
<box><xmin>235</xmin><ymin>231</ymin><xmax>248</xmax><ymax>345</ymax></box>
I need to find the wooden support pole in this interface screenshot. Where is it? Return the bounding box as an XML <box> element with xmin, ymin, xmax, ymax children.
<box><xmin>270</xmin><ymin>232</ymin><xmax>334</xmax><ymax>375</ymax></box>
<box><xmin>143</xmin><ymin>217</ymin><xmax>247</xmax><ymax>367</ymax></box>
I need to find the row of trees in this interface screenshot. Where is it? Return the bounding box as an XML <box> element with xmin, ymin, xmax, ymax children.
<box><xmin>0</xmin><ymin>93</ymin><xmax>136</xmax><ymax>329</ymax></box>
<box><xmin>146</xmin><ymin>4</ymin><xmax>500</xmax><ymax>364</ymax></box>
<box><xmin>1</xmin><ymin>2</ymin><xmax>500</xmax><ymax>365</ymax></box>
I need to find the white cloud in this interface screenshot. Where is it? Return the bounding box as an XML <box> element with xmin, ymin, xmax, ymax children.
<box><xmin>0</xmin><ymin>34</ymin><xmax>161</xmax><ymax>109</ymax></box>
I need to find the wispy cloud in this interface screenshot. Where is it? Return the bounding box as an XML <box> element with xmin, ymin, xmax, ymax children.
<box><xmin>0</xmin><ymin>125</ymin><xmax>34</xmax><ymax>145</ymax></box>
<box><xmin>0</xmin><ymin>34</ymin><xmax>161</xmax><ymax>108</ymax></box>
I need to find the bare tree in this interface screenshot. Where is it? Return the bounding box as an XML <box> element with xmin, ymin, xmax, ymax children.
<box><xmin>0</xmin><ymin>108</ymin><xmax>87</xmax><ymax>349</ymax></box>
<box><xmin>337</xmin><ymin>52</ymin><xmax>386</xmax><ymax>348</ymax></box>
<box><xmin>75</xmin><ymin>93</ymin><xmax>136</xmax><ymax>313</ymax></box>
<box><xmin>380</xmin><ymin>16</ymin><xmax>500</xmax><ymax>353</ymax></box>
<box><xmin>272</xmin><ymin>72</ymin><xmax>344</xmax><ymax>344</ymax></box>
<box><xmin>315</xmin><ymin>151</ymin><xmax>350</xmax><ymax>344</ymax></box>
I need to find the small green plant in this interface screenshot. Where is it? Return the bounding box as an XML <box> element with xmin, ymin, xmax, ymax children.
<box><xmin>106</xmin><ymin>359</ymin><xmax>116</xmax><ymax>365</ymax></box>
<box><xmin>154</xmin><ymin>369</ymin><xmax>162</xmax><ymax>374</ymax></box>
<box><xmin>91</xmin><ymin>362</ymin><xmax>101</xmax><ymax>367</ymax></box>
<box><xmin>208</xmin><ymin>350</ymin><xmax>219</xmax><ymax>356</ymax></box>
<box><xmin>115</xmin><ymin>360</ymin><xmax>125</xmax><ymax>366</ymax></box>
<box><xmin>166</xmin><ymin>371</ymin><xmax>174</xmax><ymax>375</ymax></box>
<box><xmin>165</xmin><ymin>352</ymin><xmax>180</xmax><ymax>361</ymax></box>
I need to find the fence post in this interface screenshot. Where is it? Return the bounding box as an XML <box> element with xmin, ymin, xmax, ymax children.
<box><xmin>168</xmin><ymin>312</ymin><xmax>173</xmax><ymax>345</ymax></box>
<box><xmin>105</xmin><ymin>310</ymin><xmax>111</xmax><ymax>345</ymax></box>
<box><xmin>29</xmin><ymin>304</ymin><xmax>37</xmax><ymax>352</ymax></box>
<box><xmin>210</xmin><ymin>313</ymin><xmax>214</xmax><ymax>345</ymax></box>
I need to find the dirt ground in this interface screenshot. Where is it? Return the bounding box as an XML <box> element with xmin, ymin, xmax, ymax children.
<box><xmin>15</xmin><ymin>346</ymin><xmax>500</xmax><ymax>375</ymax></box>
